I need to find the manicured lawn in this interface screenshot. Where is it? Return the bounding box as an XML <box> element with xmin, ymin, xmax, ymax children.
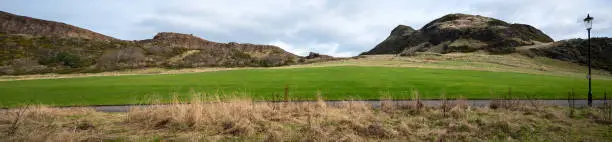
<box><xmin>0</xmin><ymin>66</ymin><xmax>610</xmax><ymax>107</ymax></box>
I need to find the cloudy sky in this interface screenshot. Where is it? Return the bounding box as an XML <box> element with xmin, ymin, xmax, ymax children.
<box><xmin>1</xmin><ymin>0</ymin><xmax>611</xmax><ymax>57</ymax></box>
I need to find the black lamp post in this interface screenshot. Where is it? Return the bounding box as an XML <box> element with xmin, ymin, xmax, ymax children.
<box><xmin>584</xmin><ymin>14</ymin><xmax>593</xmax><ymax>107</ymax></box>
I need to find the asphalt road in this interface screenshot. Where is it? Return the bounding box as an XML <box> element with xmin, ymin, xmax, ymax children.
<box><xmin>87</xmin><ymin>100</ymin><xmax>610</xmax><ymax>112</ymax></box>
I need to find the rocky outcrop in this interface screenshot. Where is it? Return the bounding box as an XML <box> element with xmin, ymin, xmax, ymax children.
<box><xmin>0</xmin><ymin>11</ymin><xmax>116</xmax><ymax>41</ymax></box>
<box><xmin>526</xmin><ymin>38</ymin><xmax>612</xmax><ymax>71</ymax></box>
<box><xmin>137</xmin><ymin>32</ymin><xmax>299</xmax><ymax>68</ymax></box>
<box><xmin>365</xmin><ymin>25</ymin><xmax>425</xmax><ymax>55</ymax></box>
<box><xmin>305</xmin><ymin>52</ymin><xmax>333</xmax><ymax>59</ymax></box>
<box><xmin>298</xmin><ymin>52</ymin><xmax>339</xmax><ymax>64</ymax></box>
<box><xmin>0</xmin><ymin>11</ymin><xmax>300</xmax><ymax>75</ymax></box>
<box><xmin>363</xmin><ymin>13</ymin><xmax>553</xmax><ymax>55</ymax></box>
<box><xmin>142</xmin><ymin>32</ymin><xmax>296</xmax><ymax>58</ymax></box>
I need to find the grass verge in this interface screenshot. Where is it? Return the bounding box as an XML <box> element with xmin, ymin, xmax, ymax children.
<box><xmin>1</xmin><ymin>95</ymin><xmax>611</xmax><ymax>141</ymax></box>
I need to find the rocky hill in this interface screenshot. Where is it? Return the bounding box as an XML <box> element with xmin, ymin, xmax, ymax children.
<box><xmin>362</xmin><ymin>13</ymin><xmax>553</xmax><ymax>55</ymax></box>
<box><xmin>0</xmin><ymin>11</ymin><xmax>300</xmax><ymax>75</ymax></box>
<box><xmin>136</xmin><ymin>32</ymin><xmax>298</xmax><ymax>68</ymax></box>
<box><xmin>522</xmin><ymin>38</ymin><xmax>612</xmax><ymax>71</ymax></box>
<box><xmin>362</xmin><ymin>13</ymin><xmax>612</xmax><ymax>72</ymax></box>
<box><xmin>0</xmin><ymin>11</ymin><xmax>117</xmax><ymax>41</ymax></box>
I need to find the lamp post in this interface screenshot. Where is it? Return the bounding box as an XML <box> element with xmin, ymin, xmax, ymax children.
<box><xmin>584</xmin><ymin>14</ymin><xmax>593</xmax><ymax>107</ymax></box>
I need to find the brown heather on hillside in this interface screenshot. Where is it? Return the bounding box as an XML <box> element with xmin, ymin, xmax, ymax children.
<box><xmin>137</xmin><ymin>32</ymin><xmax>299</xmax><ymax>68</ymax></box>
<box><xmin>0</xmin><ymin>11</ymin><xmax>116</xmax><ymax>41</ymax></box>
<box><xmin>0</xmin><ymin>11</ymin><xmax>307</xmax><ymax>75</ymax></box>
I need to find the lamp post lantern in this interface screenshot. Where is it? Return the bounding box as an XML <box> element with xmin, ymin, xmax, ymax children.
<box><xmin>584</xmin><ymin>14</ymin><xmax>593</xmax><ymax>107</ymax></box>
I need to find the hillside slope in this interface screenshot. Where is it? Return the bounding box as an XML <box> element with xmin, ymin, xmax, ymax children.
<box><xmin>362</xmin><ymin>13</ymin><xmax>553</xmax><ymax>55</ymax></box>
<box><xmin>520</xmin><ymin>38</ymin><xmax>612</xmax><ymax>71</ymax></box>
<box><xmin>363</xmin><ymin>13</ymin><xmax>612</xmax><ymax>72</ymax></box>
<box><xmin>0</xmin><ymin>11</ymin><xmax>300</xmax><ymax>75</ymax></box>
<box><xmin>0</xmin><ymin>11</ymin><xmax>117</xmax><ymax>41</ymax></box>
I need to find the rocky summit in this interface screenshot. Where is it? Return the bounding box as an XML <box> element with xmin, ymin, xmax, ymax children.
<box><xmin>136</xmin><ymin>32</ymin><xmax>299</xmax><ymax>68</ymax></box>
<box><xmin>362</xmin><ymin>13</ymin><xmax>553</xmax><ymax>55</ymax></box>
<box><xmin>0</xmin><ymin>11</ymin><xmax>300</xmax><ymax>75</ymax></box>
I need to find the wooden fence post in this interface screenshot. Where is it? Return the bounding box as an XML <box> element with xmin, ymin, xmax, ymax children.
<box><xmin>284</xmin><ymin>84</ymin><xmax>289</xmax><ymax>102</ymax></box>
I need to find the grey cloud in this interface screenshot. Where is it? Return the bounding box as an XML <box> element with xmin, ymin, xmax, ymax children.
<box><xmin>1</xmin><ymin>0</ymin><xmax>611</xmax><ymax>57</ymax></box>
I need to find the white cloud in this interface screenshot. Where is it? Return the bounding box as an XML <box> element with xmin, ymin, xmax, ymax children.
<box><xmin>269</xmin><ymin>40</ymin><xmax>353</xmax><ymax>57</ymax></box>
<box><xmin>269</xmin><ymin>40</ymin><xmax>309</xmax><ymax>56</ymax></box>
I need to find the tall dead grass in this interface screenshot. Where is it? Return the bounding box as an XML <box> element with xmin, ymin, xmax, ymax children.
<box><xmin>126</xmin><ymin>94</ymin><xmax>383</xmax><ymax>141</ymax></box>
<box><xmin>121</xmin><ymin>93</ymin><xmax>610</xmax><ymax>141</ymax></box>
<box><xmin>0</xmin><ymin>105</ymin><xmax>112</xmax><ymax>141</ymax></box>
<box><xmin>1</xmin><ymin>93</ymin><xmax>611</xmax><ymax>141</ymax></box>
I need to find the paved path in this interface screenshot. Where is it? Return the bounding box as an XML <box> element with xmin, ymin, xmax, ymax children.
<box><xmin>88</xmin><ymin>100</ymin><xmax>609</xmax><ymax>113</ymax></box>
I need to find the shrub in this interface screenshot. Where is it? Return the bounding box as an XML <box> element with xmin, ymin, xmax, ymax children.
<box><xmin>56</xmin><ymin>52</ymin><xmax>85</xmax><ymax>68</ymax></box>
<box><xmin>37</xmin><ymin>52</ymin><xmax>88</xmax><ymax>68</ymax></box>
<box><xmin>97</xmin><ymin>47</ymin><xmax>146</xmax><ymax>70</ymax></box>
<box><xmin>258</xmin><ymin>56</ymin><xmax>286</xmax><ymax>67</ymax></box>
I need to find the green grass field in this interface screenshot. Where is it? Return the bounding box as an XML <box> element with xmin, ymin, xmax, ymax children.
<box><xmin>1</xmin><ymin>66</ymin><xmax>610</xmax><ymax>107</ymax></box>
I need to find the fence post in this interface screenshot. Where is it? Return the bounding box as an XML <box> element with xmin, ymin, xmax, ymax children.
<box><xmin>605</xmin><ymin>89</ymin><xmax>610</xmax><ymax>120</ymax></box>
<box><xmin>572</xmin><ymin>89</ymin><xmax>576</xmax><ymax>112</ymax></box>
<box><xmin>568</xmin><ymin>91</ymin><xmax>573</xmax><ymax>117</ymax></box>
<box><xmin>284</xmin><ymin>84</ymin><xmax>289</xmax><ymax>102</ymax></box>
<box><xmin>507</xmin><ymin>87</ymin><xmax>512</xmax><ymax>109</ymax></box>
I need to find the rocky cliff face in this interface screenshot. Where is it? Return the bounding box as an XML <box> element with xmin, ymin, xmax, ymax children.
<box><xmin>363</xmin><ymin>13</ymin><xmax>553</xmax><ymax>55</ymax></box>
<box><xmin>137</xmin><ymin>32</ymin><xmax>299</xmax><ymax>68</ymax></box>
<box><xmin>0</xmin><ymin>11</ymin><xmax>117</xmax><ymax>41</ymax></box>
<box><xmin>0</xmin><ymin>11</ymin><xmax>300</xmax><ymax>75</ymax></box>
<box><xmin>143</xmin><ymin>32</ymin><xmax>295</xmax><ymax>58</ymax></box>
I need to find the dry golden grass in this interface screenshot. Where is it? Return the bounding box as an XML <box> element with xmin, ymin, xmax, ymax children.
<box><xmin>307</xmin><ymin>52</ymin><xmax>611</xmax><ymax>79</ymax></box>
<box><xmin>0</xmin><ymin>63</ymin><xmax>335</xmax><ymax>81</ymax></box>
<box><xmin>2</xmin><ymin>52</ymin><xmax>609</xmax><ymax>81</ymax></box>
<box><xmin>0</xmin><ymin>105</ymin><xmax>121</xmax><ymax>141</ymax></box>
<box><xmin>1</xmin><ymin>94</ymin><xmax>611</xmax><ymax>141</ymax></box>
<box><xmin>0</xmin><ymin>67</ymin><xmax>247</xmax><ymax>81</ymax></box>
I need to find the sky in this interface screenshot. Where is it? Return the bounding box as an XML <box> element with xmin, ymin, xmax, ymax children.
<box><xmin>1</xmin><ymin>0</ymin><xmax>611</xmax><ymax>57</ymax></box>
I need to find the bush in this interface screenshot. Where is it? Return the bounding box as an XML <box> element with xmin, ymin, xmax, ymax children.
<box><xmin>56</xmin><ymin>52</ymin><xmax>85</xmax><ymax>68</ymax></box>
<box><xmin>258</xmin><ymin>56</ymin><xmax>286</xmax><ymax>67</ymax></box>
<box><xmin>37</xmin><ymin>52</ymin><xmax>87</xmax><ymax>68</ymax></box>
<box><xmin>97</xmin><ymin>47</ymin><xmax>146</xmax><ymax>70</ymax></box>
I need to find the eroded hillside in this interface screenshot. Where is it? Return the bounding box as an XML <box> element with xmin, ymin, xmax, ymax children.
<box><xmin>0</xmin><ymin>11</ymin><xmax>301</xmax><ymax>75</ymax></box>
<box><xmin>362</xmin><ymin>13</ymin><xmax>553</xmax><ymax>55</ymax></box>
